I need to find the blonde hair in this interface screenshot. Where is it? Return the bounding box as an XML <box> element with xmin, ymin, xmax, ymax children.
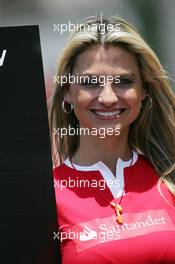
<box><xmin>49</xmin><ymin>16</ymin><xmax>175</xmax><ymax>196</ymax></box>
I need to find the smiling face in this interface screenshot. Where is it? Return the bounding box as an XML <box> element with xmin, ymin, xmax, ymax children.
<box><xmin>65</xmin><ymin>44</ymin><xmax>146</xmax><ymax>135</ymax></box>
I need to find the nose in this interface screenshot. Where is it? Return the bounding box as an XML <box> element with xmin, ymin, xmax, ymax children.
<box><xmin>98</xmin><ymin>83</ymin><xmax>118</xmax><ymax>106</ymax></box>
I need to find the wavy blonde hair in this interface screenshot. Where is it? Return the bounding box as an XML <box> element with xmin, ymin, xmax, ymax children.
<box><xmin>49</xmin><ymin>16</ymin><xmax>175</xmax><ymax>196</ymax></box>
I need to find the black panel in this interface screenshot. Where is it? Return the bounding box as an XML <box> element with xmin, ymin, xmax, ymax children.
<box><xmin>0</xmin><ymin>26</ymin><xmax>61</xmax><ymax>263</ymax></box>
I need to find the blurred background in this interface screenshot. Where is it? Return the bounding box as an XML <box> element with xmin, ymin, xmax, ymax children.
<box><xmin>1</xmin><ymin>0</ymin><xmax>175</xmax><ymax>96</ymax></box>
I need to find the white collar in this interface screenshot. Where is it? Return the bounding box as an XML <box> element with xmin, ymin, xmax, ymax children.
<box><xmin>64</xmin><ymin>151</ymin><xmax>138</xmax><ymax>198</ymax></box>
<box><xmin>64</xmin><ymin>150</ymin><xmax>138</xmax><ymax>171</ymax></box>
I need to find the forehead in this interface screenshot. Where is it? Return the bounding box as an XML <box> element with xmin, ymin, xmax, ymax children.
<box><xmin>72</xmin><ymin>44</ymin><xmax>140</xmax><ymax>75</ymax></box>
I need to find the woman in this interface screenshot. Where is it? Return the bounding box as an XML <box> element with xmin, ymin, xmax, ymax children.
<box><xmin>50</xmin><ymin>16</ymin><xmax>175</xmax><ymax>264</ymax></box>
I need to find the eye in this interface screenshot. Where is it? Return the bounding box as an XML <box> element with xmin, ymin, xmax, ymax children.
<box><xmin>117</xmin><ymin>78</ymin><xmax>133</xmax><ymax>87</ymax></box>
<box><xmin>80</xmin><ymin>79</ymin><xmax>100</xmax><ymax>88</ymax></box>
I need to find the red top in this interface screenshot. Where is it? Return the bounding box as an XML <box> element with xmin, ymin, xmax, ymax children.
<box><xmin>53</xmin><ymin>153</ymin><xmax>175</xmax><ymax>264</ymax></box>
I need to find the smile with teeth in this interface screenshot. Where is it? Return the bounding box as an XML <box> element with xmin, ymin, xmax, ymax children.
<box><xmin>92</xmin><ymin>109</ymin><xmax>125</xmax><ymax>117</ymax></box>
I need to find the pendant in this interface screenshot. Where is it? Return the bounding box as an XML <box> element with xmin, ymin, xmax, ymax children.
<box><xmin>110</xmin><ymin>202</ymin><xmax>123</xmax><ymax>224</ymax></box>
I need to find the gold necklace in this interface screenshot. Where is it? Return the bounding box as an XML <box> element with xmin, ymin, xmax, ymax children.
<box><xmin>70</xmin><ymin>151</ymin><xmax>133</xmax><ymax>225</ymax></box>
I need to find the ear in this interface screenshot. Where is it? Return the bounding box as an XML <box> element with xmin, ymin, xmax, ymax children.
<box><xmin>141</xmin><ymin>81</ymin><xmax>147</xmax><ymax>100</ymax></box>
<box><xmin>141</xmin><ymin>88</ymin><xmax>147</xmax><ymax>100</ymax></box>
<box><xmin>64</xmin><ymin>89</ymin><xmax>72</xmax><ymax>104</ymax></box>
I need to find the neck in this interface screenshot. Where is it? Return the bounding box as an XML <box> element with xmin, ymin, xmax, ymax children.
<box><xmin>72</xmin><ymin>128</ymin><xmax>131</xmax><ymax>168</ymax></box>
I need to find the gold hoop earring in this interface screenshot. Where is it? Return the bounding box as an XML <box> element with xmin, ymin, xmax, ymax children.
<box><xmin>62</xmin><ymin>100</ymin><xmax>73</xmax><ymax>114</ymax></box>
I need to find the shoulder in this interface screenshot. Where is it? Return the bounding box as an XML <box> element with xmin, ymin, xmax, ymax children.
<box><xmin>137</xmin><ymin>155</ymin><xmax>175</xmax><ymax>205</ymax></box>
<box><xmin>136</xmin><ymin>154</ymin><xmax>157</xmax><ymax>172</ymax></box>
<box><xmin>133</xmin><ymin>154</ymin><xmax>161</xmax><ymax>185</ymax></box>
<box><xmin>53</xmin><ymin>158</ymin><xmax>74</xmax><ymax>180</ymax></box>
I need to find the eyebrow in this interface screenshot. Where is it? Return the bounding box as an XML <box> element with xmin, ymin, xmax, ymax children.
<box><xmin>78</xmin><ymin>72</ymin><xmax>136</xmax><ymax>78</ymax></box>
<box><xmin>118</xmin><ymin>73</ymin><xmax>136</xmax><ymax>80</ymax></box>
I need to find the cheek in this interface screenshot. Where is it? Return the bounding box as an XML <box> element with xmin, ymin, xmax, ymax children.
<box><xmin>122</xmin><ymin>89</ymin><xmax>142</xmax><ymax>108</ymax></box>
<box><xmin>72</xmin><ymin>89</ymin><xmax>93</xmax><ymax>110</ymax></box>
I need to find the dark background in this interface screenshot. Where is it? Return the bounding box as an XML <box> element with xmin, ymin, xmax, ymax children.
<box><xmin>0</xmin><ymin>26</ymin><xmax>60</xmax><ymax>263</ymax></box>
